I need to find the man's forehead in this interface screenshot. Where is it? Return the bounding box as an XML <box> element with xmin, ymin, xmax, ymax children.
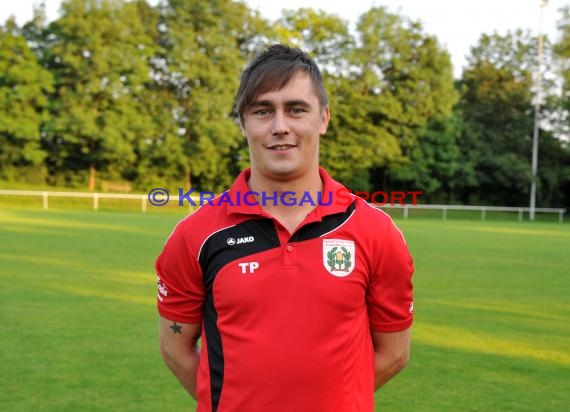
<box><xmin>251</xmin><ymin>99</ymin><xmax>311</xmax><ymax>108</ymax></box>
<box><xmin>252</xmin><ymin>72</ymin><xmax>319</xmax><ymax>105</ymax></box>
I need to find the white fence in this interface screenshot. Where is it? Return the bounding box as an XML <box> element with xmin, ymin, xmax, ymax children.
<box><xmin>0</xmin><ymin>189</ymin><xmax>200</xmax><ymax>213</ymax></box>
<box><xmin>378</xmin><ymin>204</ymin><xmax>566</xmax><ymax>223</ymax></box>
<box><xmin>0</xmin><ymin>189</ymin><xmax>566</xmax><ymax>222</ymax></box>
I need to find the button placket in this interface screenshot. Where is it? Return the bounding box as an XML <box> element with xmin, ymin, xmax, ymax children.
<box><xmin>282</xmin><ymin>242</ymin><xmax>297</xmax><ymax>267</ymax></box>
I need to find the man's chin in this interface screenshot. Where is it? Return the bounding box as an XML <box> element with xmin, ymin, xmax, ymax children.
<box><xmin>264</xmin><ymin>165</ymin><xmax>303</xmax><ymax>181</ymax></box>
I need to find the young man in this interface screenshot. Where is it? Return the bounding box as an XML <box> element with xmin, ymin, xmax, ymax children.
<box><xmin>156</xmin><ymin>44</ymin><xmax>414</xmax><ymax>412</ymax></box>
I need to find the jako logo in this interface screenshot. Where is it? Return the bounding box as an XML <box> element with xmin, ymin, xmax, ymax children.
<box><xmin>227</xmin><ymin>236</ymin><xmax>255</xmax><ymax>246</ymax></box>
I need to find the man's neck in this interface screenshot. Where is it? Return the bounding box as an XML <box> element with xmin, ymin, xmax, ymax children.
<box><xmin>247</xmin><ymin>168</ymin><xmax>323</xmax><ymax>233</ymax></box>
<box><xmin>248</xmin><ymin>168</ymin><xmax>321</xmax><ymax>195</ymax></box>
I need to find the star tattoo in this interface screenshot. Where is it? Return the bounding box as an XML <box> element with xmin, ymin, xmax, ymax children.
<box><xmin>170</xmin><ymin>321</ymin><xmax>182</xmax><ymax>334</ymax></box>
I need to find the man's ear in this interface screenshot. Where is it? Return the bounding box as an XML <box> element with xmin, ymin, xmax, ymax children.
<box><xmin>319</xmin><ymin>106</ymin><xmax>330</xmax><ymax>136</ymax></box>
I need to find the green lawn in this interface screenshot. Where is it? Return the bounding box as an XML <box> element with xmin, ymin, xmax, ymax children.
<box><xmin>0</xmin><ymin>208</ymin><xmax>568</xmax><ymax>411</ymax></box>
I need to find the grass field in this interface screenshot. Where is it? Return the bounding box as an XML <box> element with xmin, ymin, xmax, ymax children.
<box><xmin>0</xmin><ymin>207</ymin><xmax>568</xmax><ymax>411</ymax></box>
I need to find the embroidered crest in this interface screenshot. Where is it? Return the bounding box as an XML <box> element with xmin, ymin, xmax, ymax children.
<box><xmin>322</xmin><ymin>239</ymin><xmax>355</xmax><ymax>277</ymax></box>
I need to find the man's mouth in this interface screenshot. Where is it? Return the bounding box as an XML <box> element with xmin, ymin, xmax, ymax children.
<box><xmin>267</xmin><ymin>144</ymin><xmax>297</xmax><ymax>151</ymax></box>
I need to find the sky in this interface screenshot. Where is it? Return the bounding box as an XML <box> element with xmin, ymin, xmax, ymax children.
<box><xmin>1</xmin><ymin>0</ymin><xmax>568</xmax><ymax>77</ymax></box>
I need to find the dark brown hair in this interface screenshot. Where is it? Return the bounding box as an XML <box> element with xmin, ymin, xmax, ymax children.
<box><xmin>236</xmin><ymin>44</ymin><xmax>328</xmax><ymax>124</ymax></box>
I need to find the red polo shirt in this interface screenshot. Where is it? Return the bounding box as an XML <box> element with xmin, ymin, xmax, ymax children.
<box><xmin>156</xmin><ymin>168</ymin><xmax>414</xmax><ymax>412</ymax></box>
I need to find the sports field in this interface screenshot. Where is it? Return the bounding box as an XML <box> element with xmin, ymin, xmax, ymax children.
<box><xmin>0</xmin><ymin>208</ymin><xmax>568</xmax><ymax>411</ymax></box>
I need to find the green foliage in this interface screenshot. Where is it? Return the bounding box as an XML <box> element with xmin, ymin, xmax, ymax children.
<box><xmin>456</xmin><ymin>31</ymin><xmax>543</xmax><ymax>205</ymax></box>
<box><xmin>355</xmin><ymin>8</ymin><xmax>458</xmax><ymax>152</ymax></box>
<box><xmin>0</xmin><ymin>18</ymin><xmax>53</xmax><ymax>179</ymax></box>
<box><xmin>273</xmin><ymin>8</ymin><xmax>353</xmax><ymax>70</ymax></box>
<box><xmin>388</xmin><ymin>114</ymin><xmax>462</xmax><ymax>202</ymax></box>
<box><xmin>154</xmin><ymin>0</ymin><xmax>267</xmax><ymax>192</ymax></box>
<box><xmin>0</xmin><ymin>2</ymin><xmax>568</xmax><ymax>207</ymax></box>
<box><xmin>553</xmin><ymin>6</ymin><xmax>570</xmax><ymax>113</ymax></box>
<box><xmin>330</xmin><ymin>7</ymin><xmax>458</xmax><ymax>193</ymax></box>
<box><xmin>40</xmin><ymin>0</ymin><xmax>159</xmax><ymax>189</ymax></box>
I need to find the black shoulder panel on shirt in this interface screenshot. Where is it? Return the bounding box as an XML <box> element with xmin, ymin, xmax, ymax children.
<box><xmin>197</xmin><ymin>218</ymin><xmax>279</xmax><ymax>412</ymax></box>
<box><xmin>290</xmin><ymin>200</ymin><xmax>356</xmax><ymax>243</ymax></box>
<box><xmin>198</xmin><ymin>218</ymin><xmax>280</xmax><ymax>289</ymax></box>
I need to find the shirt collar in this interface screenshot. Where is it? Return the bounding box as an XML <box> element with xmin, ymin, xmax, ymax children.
<box><xmin>227</xmin><ymin>167</ymin><xmax>352</xmax><ymax>218</ymax></box>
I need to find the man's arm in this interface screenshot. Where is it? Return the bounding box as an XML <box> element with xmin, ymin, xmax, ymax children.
<box><xmin>372</xmin><ymin>327</ymin><xmax>412</xmax><ymax>391</ymax></box>
<box><xmin>159</xmin><ymin>316</ymin><xmax>201</xmax><ymax>399</ymax></box>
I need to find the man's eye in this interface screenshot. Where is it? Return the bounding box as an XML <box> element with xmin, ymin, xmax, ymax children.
<box><xmin>290</xmin><ymin>107</ymin><xmax>306</xmax><ymax>115</ymax></box>
<box><xmin>253</xmin><ymin>109</ymin><xmax>271</xmax><ymax>117</ymax></box>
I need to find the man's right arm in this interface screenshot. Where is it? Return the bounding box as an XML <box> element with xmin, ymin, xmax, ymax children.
<box><xmin>159</xmin><ymin>316</ymin><xmax>201</xmax><ymax>399</ymax></box>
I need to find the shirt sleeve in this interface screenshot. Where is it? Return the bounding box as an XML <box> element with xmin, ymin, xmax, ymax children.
<box><xmin>367</xmin><ymin>218</ymin><xmax>414</xmax><ymax>332</ymax></box>
<box><xmin>155</xmin><ymin>222</ymin><xmax>205</xmax><ymax>324</ymax></box>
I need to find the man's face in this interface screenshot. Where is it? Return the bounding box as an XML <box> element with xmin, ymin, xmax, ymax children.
<box><xmin>241</xmin><ymin>71</ymin><xmax>330</xmax><ymax>182</ymax></box>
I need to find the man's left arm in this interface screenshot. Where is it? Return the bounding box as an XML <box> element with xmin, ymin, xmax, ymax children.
<box><xmin>367</xmin><ymin>218</ymin><xmax>414</xmax><ymax>391</ymax></box>
<box><xmin>372</xmin><ymin>327</ymin><xmax>412</xmax><ymax>390</ymax></box>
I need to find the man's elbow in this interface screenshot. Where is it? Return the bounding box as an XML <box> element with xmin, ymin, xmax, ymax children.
<box><xmin>395</xmin><ymin>349</ymin><xmax>410</xmax><ymax>372</ymax></box>
<box><xmin>160</xmin><ymin>339</ymin><xmax>199</xmax><ymax>371</ymax></box>
<box><xmin>160</xmin><ymin>341</ymin><xmax>178</xmax><ymax>369</ymax></box>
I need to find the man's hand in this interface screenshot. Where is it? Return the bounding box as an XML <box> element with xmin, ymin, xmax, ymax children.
<box><xmin>372</xmin><ymin>327</ymin><xmax>412</xmax><ymax>390</ymax></box>
<box><xmin>159</xmin><ymin>316</ymin><xmax>201</xmax><ymax>399</ymax></box>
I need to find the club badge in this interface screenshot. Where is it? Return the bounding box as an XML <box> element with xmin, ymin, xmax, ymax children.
<box><xmin>323</xmin><ymin>239</ymin><xmax>355</xmax><ymax>277</ymax></box>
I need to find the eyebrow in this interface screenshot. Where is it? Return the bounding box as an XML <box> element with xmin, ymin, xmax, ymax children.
<box><xmin>249</xmin><ymin>99</ymin><xmax>312</xmax><ymax>109</ymax></box>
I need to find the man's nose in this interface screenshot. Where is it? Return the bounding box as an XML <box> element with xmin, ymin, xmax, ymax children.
<box><xmin>271</xmin><ymin>110</ymin><xmax>290</xmax><ymax>136</ymax></box>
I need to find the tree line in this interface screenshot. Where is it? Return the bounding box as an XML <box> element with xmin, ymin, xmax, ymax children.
<box><xmin>1</xmin><ymin>0</ymin><xmax>569</xmax><ymax>208</ymax></box>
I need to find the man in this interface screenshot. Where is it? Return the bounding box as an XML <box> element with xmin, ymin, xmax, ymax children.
<box><xmin>156</xmin><ymin>44</ymin><xmax>414</xmax><ymax>412</ymax></box>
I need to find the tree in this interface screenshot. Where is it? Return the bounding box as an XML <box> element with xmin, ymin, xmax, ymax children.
<box><xmin>553</xmin><ymin>5</ymin><xmax>570</xmax><ymax>116</ymax></box>
<box><xmin>387</xmin><ymin>114</ymin><xmax>462</xmax><ymax>203</ymax></box>
<box><xmin>552</xmin><ymin>5</ymin><xmax>570</xmax><ymax>208</ymax></box>
<box><xmin>349</xmin><ymin>7</ymin><xmax>457</xmax><ymax>191</ymax></box>
<box><xmin>155</xmin><ymin>0</ymin><xmax>267</xmax><ymax>192</ymax></box>
<box><xmin>456</xmin><ymin>31</ymin><xmax>540</xmax><ymax>205</ymax></box>
<box><xmin>273</xmin><ymin>7</ymin><xmax>353</xmax><ymax>71</ymax></box>
<box><xmin>0</xmin><ymin>17</ymin><xmax>53</xmax><ymax>182</ymax></box>
<box><xmin>41</xmin><ymin>0</ymin><xmax>159</xmax><ymax>189</ymax></box>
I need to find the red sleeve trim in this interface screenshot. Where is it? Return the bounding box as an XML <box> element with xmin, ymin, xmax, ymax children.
<box><xmin>158</xmin><ymin>305</ymin><xmax>203</xmax><ymax>325</ymax></box>
<box><xmin>370</xmin><ymin>315</ymin><xmax>413</xmax><ymax>333</ymax></box>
